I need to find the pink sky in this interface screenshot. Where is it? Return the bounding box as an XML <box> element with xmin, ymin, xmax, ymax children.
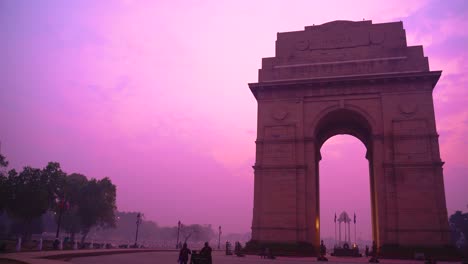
<box><xmin>1</xmin><ymin>0</ymin><xmax>467</xmax><ymax>240</ymax></box>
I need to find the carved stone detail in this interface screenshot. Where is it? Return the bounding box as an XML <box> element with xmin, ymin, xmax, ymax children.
<box><xmin>399</xmin><ymin>103</ymin><xmax>418</xmax><ymax>117</ymax></box>
<box><xmin>271</xmin><ymin>108</ymin><xmax>289</xmax><ymax>121</ymax></box>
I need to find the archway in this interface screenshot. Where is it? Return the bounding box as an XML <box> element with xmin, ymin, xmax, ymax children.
<box><xmin>247</xmin><ymin>20</ymin><xmax>452</xmax><ymax>257</ymax></box>
<box><xmin>314</xmin><ymin>108</ymin><xmax>377</xmax><ymax>248</ymax></box>
<box><xmin>319</xmin><ymin>135</ymin><xmax>372</xmax><ymax>250</ymax></box>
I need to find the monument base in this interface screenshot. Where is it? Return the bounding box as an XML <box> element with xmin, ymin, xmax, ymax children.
<box><xmin>243</xmin><ymin>240</ymin><xmax>317</xmax><ymax>256</ymax></box>
<box><xmin>379</xmin><ymin>244</ymin><xmax>461</xmax><ymax>261</ymax></box>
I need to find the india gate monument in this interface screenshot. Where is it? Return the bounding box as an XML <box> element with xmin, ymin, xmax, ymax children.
<box><xmin>246</xmin><ymin>20</ymin><xmax>452</xmax><ymax>257</ymax></box>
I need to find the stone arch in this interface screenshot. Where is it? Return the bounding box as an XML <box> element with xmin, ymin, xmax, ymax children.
<box><xmin>247</xmin><ymin>20</ymin><xmax>452</xmax><ymax>258</ymax></box>
<box><xmin>312</xmin><ymin>108</ymin><xmax>379</xmax><ymax>248</ymax></box>
<box><xmin>313</xmin><ymin>108</ymin><xmax>373</xmax><ymax>150</ymax></box>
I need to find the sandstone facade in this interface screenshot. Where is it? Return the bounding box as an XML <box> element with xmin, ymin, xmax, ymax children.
<box><xmin>248</xmin><ymin>20</ymin><xmax>451</xmax><ymax>256</ymax></box>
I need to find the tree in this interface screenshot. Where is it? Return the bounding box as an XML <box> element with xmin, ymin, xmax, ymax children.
<box><xmin>0</xmin><ymin>154</ymin><xmax>9</xmax><ymax>212</ymax></box>
<box><xmin>4</xmin><ymin>162</ymin><xmax>67</xmax><ymax>239</ymax></box>
<box><xmin>6</xmin><ymin>167</ymin><xmax>50</xmax><ymax>239</ymax></box>
<box><xmin>190</xmin><ymin>224</ymin><xmax>215</xmax><ymax>242</ymax></box>
<box><xmin>42</xmin><ymin>162</ymin><xmax>67</xmax><ymax>206</ymax></box>
<box><xmin>180</xmin><ymin>224</ymin><xmax>215</xmax><ymax>243</ymax></box>
<box><xmin>0</xmin><ymin>158</ymin><xmax>118</xmax><ymax>242</ymax></box>
<box><xmin>60</xmin><ymin>173</ymin><xmax>88</xmax><ymax>241</ymax></box>
<box><xmin>450</xmin><ymin>210</ymin><xmax>468</xmax><ymax>250</ymax></box>
<box><xmin>78</xmin><ymin>177</ymin><xmax>117</xmax><ymax>243</ymax></box>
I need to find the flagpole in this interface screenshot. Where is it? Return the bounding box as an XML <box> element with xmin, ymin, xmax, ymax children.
<box><xmin>334</xmin><ymin>214</ymin><xmax>336</xmax><ymax>247</ymax></box>
<box><xmin>354</xmin><ymin>222</ymin><xmax>356</xmax><ymax>245</ymax></box>
<box><xmin>354</xmin><ymin>213</ymin><xmax>357</xmax><ymax>245</ymax></box>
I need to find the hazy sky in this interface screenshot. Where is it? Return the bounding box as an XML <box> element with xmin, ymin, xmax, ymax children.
<box><xmin>1</xmin><ymin>0</ymin><xmax>467</xmax><ymax>240</ymax></box>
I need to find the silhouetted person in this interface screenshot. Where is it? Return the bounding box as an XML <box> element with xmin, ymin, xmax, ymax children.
<box><xmin>225</xmin><ymin>241</ymin><xmax>232</xmax><ymax>255</ymax></box>
<box><xmin>372</xmin><ymin>241</ymin><xmax>377</xmax><ymax>257</ymax></box>
<box><xmin>320</xmin><ymin>240</ymin><xmax>326</xmax><ymax>257</ymax></box>
<box><xmin>178</xmin><ymin>243</ymin><xmax>191</xmax><ymax>264</ymax></box>
<box><xmin>365</xmin><ymin>245</ymin><xmax>369</xmax><ymax>257</ymax></box>
<box><xmin>318</xmin><ymin>240</ymin><xmax>328</xmax><ymax>261</ymax></box>
<box><xmin>369</xmin><ymin>241</ymin><xmax>379</xmax><ymax>263</ymax></box>
<box><xmin>200</xmin><ymin>242</ymin><xmax>212</xmax><ymax>264</ymax></box>
<box><xmin>53</xmin><ymin>239</ymin><xmax>60</xmax><ymax>250</ymax></box>
<box><xmin>234</xmin><ymin>241</ymin><xmax>245</xmax><ymax>257</ymax></box>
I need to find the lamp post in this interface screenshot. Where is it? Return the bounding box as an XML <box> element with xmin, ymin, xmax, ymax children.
<box><xmin>55</xmin><ymin>198</ymin><xmax>68</xmax><ymax>238</ymax></box>
<box><xmin>53</xmin><ymin>198</ymin><xmax>68</xmax><ymax>250</ymax></box>
<box><xmin>176</xmin><ymin>220</ymin><xmax>181</xmax><ymax>249</ymax></box>
<box><xmin>134</xmin><ymin>213</ymin><xmax>142</xmax><ymax>247</ymax></box>
<box><xmin>218</xmin><ymin>226</ymin><xmax>222</xmax><ymax>250</ymax></box>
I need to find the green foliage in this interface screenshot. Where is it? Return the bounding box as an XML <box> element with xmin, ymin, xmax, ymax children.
<box><xmin>6</xmin><ymin>167</ymin><xmax>50</xmax><ymax>221</ymax></box>
<box><xmin>55</xmin><ymin>174</ymin><xmax>117</xmax><ymax>242</ymax></box>
<box><xmin>0</xmin><ymin>154</ymin><xmax>118</xmax><ymax>242</ymax></box>
<box><xmin>77</xmin><ymin>177</ymin><xmax>117</xmax><ymax>242</ymax></box>
<box><xmin>42</xmin><ymin>162</ymin><xmax>67</xmax><ymax>205</ymax></box>
<box><xmin>59</xmin><ymin>173</ymin><xmax>87</xmax><ymax>238</ymax></box>
<box><xmin>5</xmin><ymin>167</ymin><xmax>53</xmax><ymax>238</ymax></box>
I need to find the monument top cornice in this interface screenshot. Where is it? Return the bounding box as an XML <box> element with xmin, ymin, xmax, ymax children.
<box><xmin>256</xmin><ymin>20</ymin><xmax>438</xmax><ymax>84</ymax></box>
<box><xmin>249</xmin><ymin>70</ymin><xmax>441</xmax><ymax>99</ymax></box>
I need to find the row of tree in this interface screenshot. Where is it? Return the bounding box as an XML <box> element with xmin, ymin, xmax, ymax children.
<box><xmin>96</xmin><ymin>212</ymin><xmax>217</xmax><ymax>244</ymax></box>
<box><xmin>0</xmin><ymin>154</ymin><xmax>219</xmax><ymax>245</ymax></box>
<box><xmin>0</xmin><ymin>154</ymin><xmax>116</xmax><ymax>243</ymax></box>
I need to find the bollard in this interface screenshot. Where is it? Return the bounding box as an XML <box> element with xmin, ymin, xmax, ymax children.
<box><xmin>73</xmin><ymin>240</ymin><xmax>78</xmax><ymax>250</ymax></box>
<box><xmin>16</xmin><ymin>237</ymin><xmax>22</xmax><ymax>252</ymax></box>
<box><xmin>90</xmin><ymin>240</ymin><xmax>94</xmax><ymax>249</ymax></box>
<box><xmin>59</xmin><ymin>238</ymin><xmax>63</xmax><ymax>250</ymax></box>
<box><xmin>38</xmin><ymin>238</ymin><xmax>43</xmax><ymax>251</ymax></box>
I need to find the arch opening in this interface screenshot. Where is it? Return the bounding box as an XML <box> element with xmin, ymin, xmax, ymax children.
<box><xmin>314</xmin><ymin>108</ymin><xmax>373</xmax><ymax>160</ymax></box>
<box><xmin>318</xmin><ymin>135</ymin><xmax>373</xmax><ymax>251</ymax></box>
<box><xmin>313</xmin><ymin>108</ymin><xmax>377</xmax><ymax>251</ymax></box>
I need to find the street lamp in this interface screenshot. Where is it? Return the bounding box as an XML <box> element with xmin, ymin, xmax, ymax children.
<box><xmin>218</xmin><ymin>226</ymin><xmax>222</xmax><ymax>250</ymax></box>
<box><xmin>176</xmin><ymin>220</ymin><xmax>181</xmax><ymax>249</ymax></box>
<box><xmin>55</xmin><ymin>198</ymin><xmax>68</xmax><ymax>238</ymax></box>
<box><xmin>134</xmin><ymin>213</ymin><xmax>142</xmax><ymax>247</ymax></box>
<box><xmin>53</xmin><ymin>198</ymin><xmax>68</xmax><ymax>250</ymax></box>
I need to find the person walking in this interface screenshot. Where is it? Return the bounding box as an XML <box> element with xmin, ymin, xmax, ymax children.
<box><xmin>200</xmin><ymin>242</ymin><xmax>213</xmax><ymax>264</ymax></box>
<box><xmin>178</xmin><ymin>243</ymin><xmax>191</xmax><ymax>264</ymax></box>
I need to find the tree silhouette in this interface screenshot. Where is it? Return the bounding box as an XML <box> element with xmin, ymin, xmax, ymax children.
<box><xmin>6</xmin><ymin>167</ymin><xmax>51</xmax><ymax>239</ymax></box>
<box><xmin>0</xmin><ymin>154</ymin><xmax>9</xmax><ymax>213</ymax></box>
<box><xmin>450</xmin><ymin>210</ymin><xmax>468</xmax><ymax>250</ymax></box>
<box><xmin>78</xmin><ymin>177</ymin><xmax>117</xmax><ymax>243</ymax></box>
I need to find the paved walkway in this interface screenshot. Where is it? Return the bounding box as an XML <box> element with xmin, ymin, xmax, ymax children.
<box><xmin>0</xmin><ymin>250</ymin><xmax>461</xmax><ymax>264</ymax></box>
<box><xmin>70</xmin><ymin>252</ymin><xmax>456</xmax><ymax>264</ymax></box>
<box><xmin>0</xmin><ymin>248</ymin><xmax>169</xmax><ymax>264</ymax></box>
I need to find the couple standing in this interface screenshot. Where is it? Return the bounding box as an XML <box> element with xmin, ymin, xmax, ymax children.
<box><xmin>179</xmin><ymin>242</ymin><xmax>212</xmax><ymax>264</ymax></box>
